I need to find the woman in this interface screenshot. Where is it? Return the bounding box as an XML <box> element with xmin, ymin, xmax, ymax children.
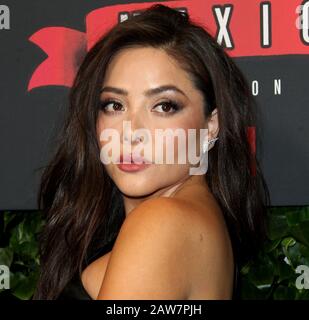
<box><xmin>33</xmin><ymin>4</ymin><xmax>270</xmax><ymax>300</ymax></box>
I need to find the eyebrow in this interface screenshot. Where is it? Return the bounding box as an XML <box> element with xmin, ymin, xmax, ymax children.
<box><xmin>100</xmin><ymin>85</ymin><xmax>188</xmax><ymax>98</ymax></box>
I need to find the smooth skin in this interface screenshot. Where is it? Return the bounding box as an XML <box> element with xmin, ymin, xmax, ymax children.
<box><xmin>82</xmin><ymin>183</ymin><xmax>234</xmax><ymax>300</ymax></box>
<box><xmin>81</xmin><ymin>47</ymin><xmax>234</xmax><ymax>299</ymax></box>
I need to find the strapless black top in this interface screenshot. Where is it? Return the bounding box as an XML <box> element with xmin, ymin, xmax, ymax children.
<box><xmin>56</xmin><ymin>238</ymin><xmax>116</xmax><ymax>300</ymax></box>
<box><xmin>56</xmin><ymin>238</ymin><xmax>240</xmax><ymax>300</ymax></box>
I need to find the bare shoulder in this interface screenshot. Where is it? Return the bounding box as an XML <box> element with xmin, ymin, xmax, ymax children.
<box><xmin>96</xmin><ymin>197</ymin><xmax>202</xmax><ymax>299</ymax></box>
<box><xmin>133</xmin><ymin>196</ymin><xmax>235</xmax><ymax>299</ymax></box>
<box><xmin>124</xmin><ymin>196</ymin><xmax>204</xmax><ymax>233</ymax></box>
<box><xmin>131</xmin><ymin>196</ymin><xmax>231</xmax><ymax>249</ymax></box>
<box><xmin>96</xmin><ymin>195</ymin><xmax>234</xmax><ymax>299</ymax></box>
<box><xmin>170</xmin><ymin>194</ymin><xmax>235</xmax><ymax>299</ymax></box>
<box><xmin>121</xmin><ymin>196</ymin><xmax>226</xmax><ymax>253</ymax></box>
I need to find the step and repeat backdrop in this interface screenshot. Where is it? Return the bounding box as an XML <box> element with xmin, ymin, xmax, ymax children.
<box><xmin>0</xmin><ymin>0</ymin><xmax>308</xmax><ymax>209</ymax></box>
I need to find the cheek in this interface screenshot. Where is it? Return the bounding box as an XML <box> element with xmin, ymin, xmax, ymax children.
<box><xmin>156</xmin><ymin>119</ymin><xmax>204</xmax><ymax>163</ymax></box>
<box><xmin>178</xmin><ymin>114</ymin><xmax>206</xmax><ymax>154</ymax></box>
<box><xmin>96</xmin><ymin>115</ymin><xmax>122</xmax><ymax>150</ymax></box>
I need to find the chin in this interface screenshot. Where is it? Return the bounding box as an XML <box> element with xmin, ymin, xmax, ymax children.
<box><xmin>114</xmin><ymin>177</ymin><xmax>156</xmax><ymax>197</ymax></box>
<box><xmin>118</xmin><ymin>186</ymin><xmax>157</xmax><ymax>198</ymax></box>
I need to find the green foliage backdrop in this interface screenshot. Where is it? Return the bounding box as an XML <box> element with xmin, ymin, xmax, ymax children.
<box><xmin>0</xmin><ymin>207</ymin><xmax>308</xmax><ymax>300</ymax></box>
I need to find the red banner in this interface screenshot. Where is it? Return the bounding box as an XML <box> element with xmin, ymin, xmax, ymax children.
<box><xmin>27</xmin><ymin>0</ymin><xmax>309</xmax><ymax>91</ymax></box>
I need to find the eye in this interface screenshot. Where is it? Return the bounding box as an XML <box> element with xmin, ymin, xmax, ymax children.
<box><xmin>100</xmin><ymin>99</ymin><xmax>125</xmax><ymax>113</ymax></box>
<box><xmin>152</xmin><ymin>99</ymin><xmax>183</xmax><ymax>116</ymax></box>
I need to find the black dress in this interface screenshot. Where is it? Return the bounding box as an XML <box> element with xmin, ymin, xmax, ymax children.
<box><xmin>56</xmin><ymin>238</ymin><xmax>116</xmax><ymax>300</ymax></box>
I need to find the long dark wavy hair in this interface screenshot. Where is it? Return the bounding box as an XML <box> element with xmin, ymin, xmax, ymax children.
<box><xmin>32</xmin><ymin>3</ymin><xmax>270</xmax><ymax>300</ymax></box>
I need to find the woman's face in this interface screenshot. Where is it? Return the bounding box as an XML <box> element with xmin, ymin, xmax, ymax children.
<box><xmin>96</xmin><ymin>46</ymin><xmax>209</xmax><ymax>198</ymax></box>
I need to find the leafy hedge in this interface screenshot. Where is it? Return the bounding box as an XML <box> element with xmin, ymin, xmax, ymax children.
<box><xmin>239</xmin><ymin>206</ymin><xmax>309</xmax><ymax>299</ymax></box>
<box><xmin>0</xmin><ymin>210</ymin><xmax>44</xmax><ymax>299</ymax></box>
<box><xmin>0</xmin><ymin>206</ymin><xmax>308</xmax><ymax>300</ymax></box>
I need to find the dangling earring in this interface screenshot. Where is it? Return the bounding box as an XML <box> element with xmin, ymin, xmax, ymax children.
<box><xmin>202</xmin><ymin>137</ymin><xmax>219</xmax><ymax>154</ymax></box>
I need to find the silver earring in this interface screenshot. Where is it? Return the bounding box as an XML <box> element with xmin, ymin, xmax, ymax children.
<box><xmin>202</xmin><ymin>137</ymin><xmax>219</xmax><ymax>153</ymax></box>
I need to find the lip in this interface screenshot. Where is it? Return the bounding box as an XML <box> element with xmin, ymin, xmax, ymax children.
<box><xmin>116</xmin><ymin>153</ymin><xmax>152</xmax><ymax>172</ymax></box>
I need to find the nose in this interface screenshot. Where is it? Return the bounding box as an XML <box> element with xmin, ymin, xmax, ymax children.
<box><xmin>122</xmin><ymin>108</ymin><xmax>147</xmax><ymax>144</ymax></box>
<box><xmin>122</xmin><ymin>111</ymin><xmax>147</xmax><ymax>145</ymax></box>
<box><xmin>120</xmin><ymin>110</ymin><xmax>153</xmax><ymax>164</ymax></box>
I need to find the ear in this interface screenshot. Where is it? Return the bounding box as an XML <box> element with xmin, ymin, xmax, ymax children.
<box><xmin>205</xmin><ymin>108</ymin><xmax>219</xmax><ymax>140</ymax></box>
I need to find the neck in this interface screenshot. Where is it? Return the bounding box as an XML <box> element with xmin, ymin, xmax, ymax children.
<box><xmin>122</xmin><ymin>174</ymin><xmax>207</xmax><ymax>217</ymax></box>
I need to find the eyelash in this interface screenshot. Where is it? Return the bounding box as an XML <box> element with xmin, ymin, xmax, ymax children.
<box><xmin>99</xmin><ymin>99</ymin><xmax>183</xmax><ymax>117</ymax></box>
